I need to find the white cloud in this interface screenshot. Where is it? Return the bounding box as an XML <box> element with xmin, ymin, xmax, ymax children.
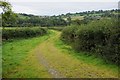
<box><xmin>10</xmin><ymin>2</ymin><xmax>118</xmax><ymax>16</ymax></box>
<box><xmin>12</xmin><ymin>3</ymin><xmax>38</xmax><ymax>15</ymax></box>
<box><xmin>1</xmin><ymin>0</ymin><xmax>118</xmax><ymax>15</ymax></box>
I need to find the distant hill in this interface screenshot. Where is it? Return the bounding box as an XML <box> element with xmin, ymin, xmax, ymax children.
<box><xmin>3</xmin><ymin>9</ymin><xmax>119</xmax><ymax>27</ymax></box>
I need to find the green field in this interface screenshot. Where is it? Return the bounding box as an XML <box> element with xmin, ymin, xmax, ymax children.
<box><xmin>1</xmin><ymin>1</ymin><xmax>119</xmax><ymax>78</ymax></box>
<box><xmin>2</xmin><ymin>31</ymin><xmax>53</xmax><ymax>78</ymax></box>
<box><xmin>2</xmin><ymin>30</ymin><xmax>118</xmax><ymax>78</ymax></box>
<box><xmin>71</xmin><ymin>16</ymin><xmax>84</xmax><ymax>20</ymax></box>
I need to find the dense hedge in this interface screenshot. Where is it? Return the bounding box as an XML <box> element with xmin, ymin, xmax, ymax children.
<box><xmin>61</xmin><ymin>18</ymin><xmax>120</xmax><ymax>64</ymax></box>
<box><xmin>2</xmin><ymin>27</ymin><xmax>47</xmax><ymax>40</ymax></box>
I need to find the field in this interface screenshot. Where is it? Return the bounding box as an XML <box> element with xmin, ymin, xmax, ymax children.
<box><xmin>2</xmin><ymin>30</ymin><xmax>53</xmax><ymax>77</ymax></box>
<box><xmin>71</xmin><ymin>15</ymin><xmax>84</xmax><ymax>20</ymax></box>
<box><xmin>1</xmin><ymin>2</ymin><xmax>119</xmax><ymax>78</ymax></box>
<box><xmin>2</xmin><ymin>29</ymin><xmax>119</xmax><ymax>78</ymax></box>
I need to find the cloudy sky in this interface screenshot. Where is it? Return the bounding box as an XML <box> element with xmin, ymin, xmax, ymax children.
<box><xmin>0</xmin><ymin>0</ymin><xmax>119</xmax><ymax>16</ymax></box>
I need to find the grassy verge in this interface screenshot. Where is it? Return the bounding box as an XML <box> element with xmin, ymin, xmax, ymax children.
<box><xmin>2</xmin><ymin>30</ymin><xmax>54</xmax><ymax>78</ymax></box>
<box><xmin>34</xmin><ymin>30</ymin><xmax>118</xmax><ymax>78</ymax></box>
<box><xmin>2</xmin><ymin>30</ymin><xmax>119</xmax><ymax>78</ymax></box>
<box><xmin>55</xmin><ymin>34</ymin><xmax>118</xmax><ymax>76</ymax></box>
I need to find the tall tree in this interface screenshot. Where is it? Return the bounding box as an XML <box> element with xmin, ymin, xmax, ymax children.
<box><xmin>0</xmin><ymin>0</ymin><xmax>12</xmax><ymax>13</ymax></box>
<box><xmin>0</xmin><ymin>0</ymin><xmax>17</xmax><ymax>27</ymax></box>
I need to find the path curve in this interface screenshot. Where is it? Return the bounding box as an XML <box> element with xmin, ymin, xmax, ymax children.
<box><xmin>33</xmin><ymin>30</ymin><xmax>118</xmax><ymax>78</ymax></box>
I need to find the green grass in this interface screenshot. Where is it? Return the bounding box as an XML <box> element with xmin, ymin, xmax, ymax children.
<box><xmin>34</xmin><ymin>30</ymin><xmax>118</xmax><ymax>78</ymax></box>
<box><xmin>55</xmin><ymin>37</ymin><xmax>119</xmax><ymax>75</ymax></box>
<box><xmin>63</xmin><ymin>16</ymin><xmax>84</xmax><ymax>21</ymax></box>
<box><xmin>2</xmin><ymin>31</ymin><xmax>54</xmax><ymax>78</ymax></box>
<box><xmin>47</xmin><ymin>27</ymin><xmax>66</xmax><ymax>31</ymax></box>
<box><xmin>71</xmin><ymin>16</ymin><xmax>84</xmax><ymax>20</ymax></box>
<box><xmin>2</xmin><ymin>30</ymin><xmax>119</xmax><ymax>78</ymax></box>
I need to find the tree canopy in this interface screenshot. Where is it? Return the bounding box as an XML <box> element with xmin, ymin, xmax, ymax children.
<box><xmin>0</xmin><ymin>0</ymin><xmax>12</xmax><ymax>13</ymax></box>
<box><xmin>0</xmin><ymin>0</ymin><xmax>17</xmax><ymax>27</ymax></box>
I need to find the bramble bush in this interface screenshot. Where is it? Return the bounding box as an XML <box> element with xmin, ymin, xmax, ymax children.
<box><xmin>2</xmin><ymin>27</ymin><xmax>47</xmax><ymax>40</ymax></box>
<box><xmin>61</xmin><ymin>18</ymin><xmax>119</xmax><ymax>64</ymax></box>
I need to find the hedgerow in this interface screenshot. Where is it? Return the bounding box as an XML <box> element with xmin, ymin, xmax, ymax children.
<box><xmin>61</xmin><ymin>18</ymin><xmax>119</xmax><ymax>64</ymax></box>
<box><xmin>2</xmin><ymin>27</ymin><xmax>48</xmax><ymax>40</ymax></box>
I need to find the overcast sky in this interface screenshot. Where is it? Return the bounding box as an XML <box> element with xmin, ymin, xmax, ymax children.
<box><xmin>0</xmin><ymin>0</ymin><xmax>119</xmax><ymax>16</ymax></box>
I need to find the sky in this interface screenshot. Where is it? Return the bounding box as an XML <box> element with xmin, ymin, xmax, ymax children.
<box><xmin>0</xmin><ymin>0</ymin><xmax>119</xmax><ymax>16</ymax></box>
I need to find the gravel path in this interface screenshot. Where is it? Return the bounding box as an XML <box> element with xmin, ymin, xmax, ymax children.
<box><xmin>35</xmin><ymin>49</ymin><xmax>65</xmax><ymax>78</ymax></box>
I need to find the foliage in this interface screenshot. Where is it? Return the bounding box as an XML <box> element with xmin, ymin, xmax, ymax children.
<box><xmin>61</xmin><ymin>18</ymin><xmax>120</xmax><ymax>64</ymax></box>
<box><xmin>2</xmin><ymin>27</ymin><xmax>47</xmax><ymax>40</ymax></box>
<box><xmin>0</xmin><ymin>0</ymin><xmax>11</xmax><ymax>12</ymax></box>
<box><xmin>1</xmin><ymin>7</ymin><xmax>119</xmax><ymax>27</ymax></box>
<box><xmin>16</xmin><ymin>14</ymin><xmax>68</xmax><ymax>27</ymax></box>
<box><xmin>3</xmin><ymin>30</ymin><xmax>118</xmax><ymax>78</ymax></box>
<box><xmin>0</xmin><ymin>0</ymin><xmax>17</xmax><ymax>27</ymax></box>
<box><xmin>2</xmin><ymin>11</ymin><xmax>17</xmax><ymax>27</ymax></box>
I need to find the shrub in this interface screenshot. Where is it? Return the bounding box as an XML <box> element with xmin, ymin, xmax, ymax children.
<box><xmin>61</xmin><ymin>25</ymin><xmax>79</xmax><ymax>43</ymax></box>
<box><xmin>61</xmin><ymin>18</ymin><xmax>119</xmax><ymax>64</ymax></box>
<box><xmin>2</xmin><ymin>27</ymin><xmax>47</xmax><ymax>40</ymax></box>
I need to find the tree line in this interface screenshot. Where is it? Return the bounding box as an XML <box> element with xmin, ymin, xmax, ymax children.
<box><xmin>0</xmin><ymin>1</ymin><xmax>119</xmax><ymax>27</ymax></box>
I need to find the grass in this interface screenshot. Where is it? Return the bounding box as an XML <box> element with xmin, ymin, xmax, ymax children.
<box><xmin>2</xmin><ymin>30</ymin><xmax>119</xmax><ymax>78</ymax></box>
<box><xmin>30</xmin><ymin>30</ymin><xmax>118</xmax><ymax>78</ymax></box>
<box><xmin>55</xmin><ymin>34</ymin><xmax>119</xmax><ymax>77</ymax></box>
<box><xmin>63</xmin><ymin>16</ymin><xmax>84</xmax><ymax>21</ymax></box>
<box><xmin>7</xmin><ymin>49</ymin><xmax>52</xmax><ymax>78</ymax></box>
<box><xmin>71</xmin><ymin>16</ymin><xmax>84</xmax><ymax>20</ymax></box>
<box><xmin>47</xmin><ymin>27</ymin><xmax>66</xmax><ymax>31</ymax></box>
<box><xmin>2</xmin><ymin>30</ymin><xmax>54</xmax><ymax>78</ymax></box>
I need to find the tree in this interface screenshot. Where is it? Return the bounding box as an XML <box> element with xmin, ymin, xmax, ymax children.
<box><xmin>2</xmin><ymin>11</ymin><xmax>17</xmax><ymax>27</ymax></box>
<box><xmin>0</xmin><ymin>0</ymin><xmax>12</xmax><ymax>13</ymax></box>
<box><xmin>0</xmin><ymin>0</ymin><xmax>17</xmax><ymax>27</ymax></box>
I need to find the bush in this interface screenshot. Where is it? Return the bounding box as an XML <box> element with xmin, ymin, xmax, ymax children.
<box><xmin>2</xmin><ymin>27</ymin><xmax>47</xmax><ymax>40</ymax></box>
<box><xmin>61</xmin><ymin>18</ymin><xmax>119</xmax><ymax>64</ymax></box>
<box><xmin>61</xmin><ymin>25</ymin><xmax>79</xmax><ymax>43</ymax></box>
